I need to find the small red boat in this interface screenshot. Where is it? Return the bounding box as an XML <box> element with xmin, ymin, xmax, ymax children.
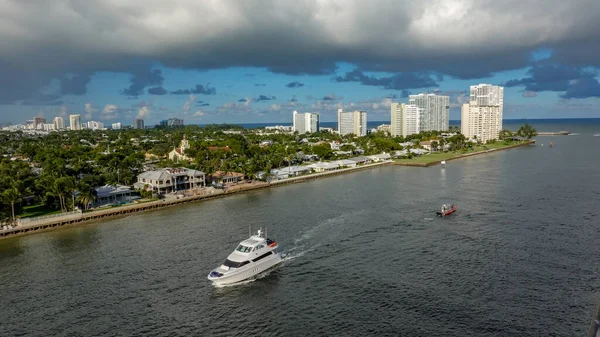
<box><xmin>436</xmin><ymin>204</ymin><xmax>457</xmax><ymax>217</ymax></box>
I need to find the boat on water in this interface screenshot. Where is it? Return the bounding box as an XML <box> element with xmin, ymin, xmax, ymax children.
<box><xmin>436</xmin><ymin>204</ymin><xmax>457</xmax><ymax>217</ymax></box>
<box><xmin>208</xmin><ymin>228</ymin><xmax>285</xmax><ymax>286</ymax></box>
<box><xmin>594</xmin><ymin>134</ymin><xmax>600</xmax><ymax>137</ymax></box>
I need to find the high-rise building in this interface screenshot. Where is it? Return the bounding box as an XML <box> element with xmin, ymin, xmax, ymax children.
<box><xmin>390</xmin><ymin>103</ymin><xmax>421</xmax><ymax>137</ymax></box>
<box><xmin>337</xmin><ymin>109</ymin><xmax>367</xmax><ymax>136</ymax></box>
<box><xmin>69</xmin><ymin>114</ymin><xmax>81</xmax><ymax>131</ymax></box>
<box><xmin>53</xmin><ymin>117</ymin><xmax>65</xmax><ymax>130</ymax></box>
<box><xmin>33</xmin><ymin>116</ymin><xmax>46</xmax><ymax>130</ymax></box>
<box><xmin>112</xmin><ymin>122</ymin><xmax>122</xmax><ymax>130</ymax></box>
<box><xmin>461</xmin><ymin>84</ymin><xmax>504</xmax><ymax>143</ymax></box>
<box><xmin>292</xmin><ymin>111</ymin><xmax>320</xmax><ymax>134</ymax></box>
<box><xmin>134</xmin><ymin>118</ymin><xmax>145</xmax><ymax>129</ymax></box>
<box><xmin>87</xmin><ymin>121</ymin><xmax>105</xmax><ymax>130</ymax></box>
<box><xmin>168</xmin><ymin>118</ymin><xmax>184</xmax><ymax>127</ymax></box>
<box><xmin>408</xmin><ymin>93</ymin><xmax>449</xmax><ymax>132</ymax></box>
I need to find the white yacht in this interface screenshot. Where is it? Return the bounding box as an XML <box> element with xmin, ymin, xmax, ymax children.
<box><xmin>208</xmin><ymin>228</ymin><xmax>284</xmax><ymax>286</ymax></box>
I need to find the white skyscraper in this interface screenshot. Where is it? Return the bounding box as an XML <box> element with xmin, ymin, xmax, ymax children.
<box><xmin>292</xmin><ymin>111</ymin><xmax>320</xmax><ymax>134</ymax></box>
<box><xmin>87</xmin><ymin>121</ymin><xmax>105</xmax><ymax>130</ymax></box>
<box><xmin>408</xmin><ymin>93</ymin><xmax>450</xmax><ymax>132</ymax></box>
<box><xmin>461</xmin><ymin>84</ymin><xmax>504</xmax><ymax>143</ymax></box>
<box><xmin>53</xmin><ymin>117</ymin><xmax>65</xmax><ymax>130</ymax></box>
<box><xmin>112</xmin><ymin>122</ymin><xmax>122</xmax><ymax>130</ymax></box>
<box><xmin>337</xmin><ymin>109</ymin><xmax>367</xmax><ymax>136</ymax></box>
<box><xmin>69</xmin><ymin>114</ymin><xmax>81</xmax><ymax>131</ymax></box>
<box><xmin>390</xmin><ymin>103</ymin><xmax>421</xmax><ymax>137</ymax></box>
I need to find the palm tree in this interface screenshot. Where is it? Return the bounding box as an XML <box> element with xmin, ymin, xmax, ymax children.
<box><xmin>1</xmin><ymin>183</ymin><xmax>21</xmax><ymax>225</ymax></box>
<box><xmin>76</xmin><ymin>183</ymin><xmax>97</xmax><ymax>211</ymax></box>
<box><xmin>517</xmin><ymin>124</ymin><xmax>538</xmax><ymax>139</ymax></box>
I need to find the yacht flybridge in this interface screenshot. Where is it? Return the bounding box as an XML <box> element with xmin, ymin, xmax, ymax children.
<box><xmin>208</xmin><ymin>228</ymin><xmax>284</xmax><ymax>286</ymax></box>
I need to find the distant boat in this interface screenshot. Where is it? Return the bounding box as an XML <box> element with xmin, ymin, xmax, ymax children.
<box><xmin>436</xmin><ymin>204</ymin><xmax>457</xmax><ymax>217</ymax></box>
<box><xmin>441</xmin><ymin>160</ymin><xmax>446</xmax><ymax>168</ymax></box>
<box><xmin>549</xmin><ymin>142</ymin><xmax>553</xmax><ymax>148</ymax></box>
<box><xmin>594</xmin><ymin>134</ymin><xmax>600</xmax><ymax>137</ymax></box>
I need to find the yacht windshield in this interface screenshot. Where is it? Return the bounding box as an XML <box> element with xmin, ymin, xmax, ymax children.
<box><xmin>235</xmin><ymin>245</ymin><xmax>253</xmax><ymax>253</ymax></box>
<box><xmin>223</xmin><ymin>259</ymin><xmax>249</xmax><ymax>269</ymax></box>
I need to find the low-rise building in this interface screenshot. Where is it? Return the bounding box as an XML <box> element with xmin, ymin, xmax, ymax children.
<box><xmin>332</xmin><ymin>159</ymin><xmax>357</xmax><ymax>168</ymax></box>
<box><xmin>209</xmin><ymin>171</ymin><xmax>244</xmax><ymax>184</ymax></box>
<box><xmin>307</xmin><ymin>162</ymin><xmax>339</xmax><ymax>172</ymax></box>
<box><xmin>348</xmin><ymin>156</ymin><xmax>372</xmax><ymax>165</ymax></box>
<box><xmin>134</xmin><ymin>167</ymin><xmax>205</xmax><ymax>194</ymax></box>
<box><xmin>93</xmin><ymin>185</ymin><xmax>136</xmax><ymax>206</ymax></box>
<box><xmin>368</xmin><ymin>153</ymin><xmax>392</xmax><ymax>162</ymax></box>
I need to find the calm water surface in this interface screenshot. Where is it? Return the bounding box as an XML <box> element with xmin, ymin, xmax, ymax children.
<box><xmin>1</xmin><ymin>122</ymin><xmax>600</xmax><ymax>337</ymax></box>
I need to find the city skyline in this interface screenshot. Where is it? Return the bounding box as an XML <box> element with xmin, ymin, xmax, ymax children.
<box><xmin>1</xmin><ymin>1</ymin><xmax>600</xmax><ymax>125</ymax></box>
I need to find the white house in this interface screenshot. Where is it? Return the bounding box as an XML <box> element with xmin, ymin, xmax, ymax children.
<box><xmin>307</xmin><ymin>162</ymin><xmax>339</xmax><ymax>172</ymax></box>
<box><xmin>368</xmin><ymin>153</ymin><xmax>392</xmax><ymax>162</ymax></box>
<box><xmin>134</xmin><ymin>167</ymin><xmax>205</xmax><ymax>194</ymax></box>
<box><xmin>332</xmin><ymin>159</ymin><xmax>357</xmax><ymax>168</ymax></box>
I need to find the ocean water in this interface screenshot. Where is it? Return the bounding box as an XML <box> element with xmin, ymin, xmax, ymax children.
<box><xmin>209</xmin><ymin>118</ymin><xmax>600</xmax><ymax>135</ymax></box>
<box><xmin>1</xmin><ymin>120</ymin><xmax>599</xmax><ymax>336</ymax></box>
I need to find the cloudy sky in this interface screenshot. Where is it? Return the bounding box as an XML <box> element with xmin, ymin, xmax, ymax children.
<box><xmin>2</xmin><ymin>0</ymin><xmax>600</xmax><ymax>126</ymax></box>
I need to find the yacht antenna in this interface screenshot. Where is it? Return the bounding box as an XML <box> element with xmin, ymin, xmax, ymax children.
<box><xmin>249</xmin><ymin>224</ymin><xmax>251</xmax><ymax>237</ymax></box>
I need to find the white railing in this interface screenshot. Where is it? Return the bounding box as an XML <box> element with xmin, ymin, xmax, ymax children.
<box><xmin>19</xmin><ymin>210</ymin><xmax>82</xmax><ymax>224</ymax></box>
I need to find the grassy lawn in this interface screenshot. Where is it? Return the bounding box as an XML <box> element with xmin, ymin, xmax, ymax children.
<box><xmin>394</xmin><ymin>141</ymin><xmax>527</xmax><ymax>165</ymax></box>
<box><xmin>20</xmin><ymin>204</ymin><xmax>63</xmax><ymax>218</ymax></box>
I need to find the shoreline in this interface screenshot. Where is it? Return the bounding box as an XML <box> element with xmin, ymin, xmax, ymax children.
<box><xmin>0</xmin><ymin>141</ymin><xmax>534</xmax><ymax>240</ymax></box>
<box><xmin>0</xmin><ymin>161</ymin><xmax>392</xmax><ymax>240</ymax></box>
<box><xmin>393</xmin><ymin>140</ymin><xmax>535</xmax><ymax>167</ymax></box>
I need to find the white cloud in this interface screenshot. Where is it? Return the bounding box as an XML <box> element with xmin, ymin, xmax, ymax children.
<box><xmin>182</xmin><ymin>94</ymin><xmax>196</xmax><ymax>114</ymax></box>
<box><xmin>137</xmin><ymin>106</ymin><xmax>149</xmax><ymax>119</ymax></box>
<box><xmin>84</xmin><ymin>103</ymin><xmax>97</xmax><ymax>120</ymax></box>
<box><xmin>193</xmin><ymin>110</ymin><xmax>205</xmax><ymax>117</ymax></box>
<box><xmin>101</xmin><ymin>104</ymin><xmax>119</xmax><ymax>120</ymax></box>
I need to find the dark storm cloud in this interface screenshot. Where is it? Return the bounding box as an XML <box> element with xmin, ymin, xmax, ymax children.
<box><xmin>59</xmin><ymin>74</ymin><xmax>92</xmax><ymax>95</ymax></box>
<box><xmin>196</xmin><ymin>100</ymin><xmax>210</xmax><ymax>106</ymax></box>
<box><xmin>334</xmin><ymin>69</ymin><xmax>438</xmax><ymax>90</ymax></box>
<box><xmin>171</xmin><ymin>84</ymin><xmax>216</xmax><ymax>95</ymax></box>
<box><xmin>2</xmin><ymin>0</ymin><xmax>600</xmax><ymax>105</ymax></box>
<box><xmin>121</xmin><ymin>69</ymin><xmax>164</xmax><ymax>96</ymax></box>
<box><xmin>254</xmin><ymin>95</ymin><xmax>276</xmax><ymax>102</ymax></box>
<box><xmin>148</xmin><ymin>86</ymin><xmax>167</xmax><ymax>95</ymax></box>
<box><xmin>322</xmin><ymin>94</ymin><xmax>342</xmax><ymax>101</ymax></box>
<box><xmin>285</xmin><ymin>81</ymin><xmax>304</xmax><ymax>88</ymax></box>
<box><xmin>238</xmin><ymin>98</ymin><xmax>248</xmax><ymax>103</ymax></box>
<box><xmin>505</xmin><ymin>63</ymin><xmax>600</xmax><ymax>98</ymax></box>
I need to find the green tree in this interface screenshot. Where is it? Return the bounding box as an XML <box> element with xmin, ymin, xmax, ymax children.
<box><xmin>517</xmin><ymin>124</ymin><xmax>537</xmax><ymax>139</ymax></box>
<box><xmin>1</xmin><ymin>182</ymin><xmax>21</xmax><ymax>225</ymax></box>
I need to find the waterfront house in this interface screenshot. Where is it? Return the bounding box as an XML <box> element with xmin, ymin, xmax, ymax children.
<box><xmin>419</xmin><ymin>140</ymin><xmax>440</xmax><ymax>152</ymax></box>
<box><xmin>348</xmin><ymin>156</ymin><xmax>372</xmax><ymax>165</ymax></box>
<box><xmin>332</xmin><ymin>159</ymin><xmax>357</xmax><ymax>168</ymax></box>
<box><xmin>307</xmin><ymin>162</ymin><xmax>339</xmax><ymax>172</ymax></box>
<box><xmin>134</xmin><ymin>167</ymin><xmax>206</xmax><ymax>194</ymax></box>
<box><xmin>270</xmin><ymin>165</ymin><xmax>313</xmax><ymax>180</ymax></box>
<box><xmin>209</xmin><ymin>171</ymin><xmax>245</xmax><ymax>184</ymax></box>
<box><xmin>367</xmin><ymin>153</ymin><xmax>392</xmax><ymax>162</ymax></box>
<box><xmin>94</xmin><ymin>185</ymin><xmax>137</xmax><ymax>206</ymax></box>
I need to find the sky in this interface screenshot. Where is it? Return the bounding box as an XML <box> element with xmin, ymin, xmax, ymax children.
<box><xmin>1</xmin><ymin>0</ymin><xmax>600</xmax><ymax>126</ymax></box>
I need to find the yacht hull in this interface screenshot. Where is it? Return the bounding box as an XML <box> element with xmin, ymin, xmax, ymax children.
<box><xmin>208</xmin><ymin>253</ymin><xmax>283</xmax><ymax>286</ymax></box>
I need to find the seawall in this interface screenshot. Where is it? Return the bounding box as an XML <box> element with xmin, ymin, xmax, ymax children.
<box><xmin>393</xmin><ymin>140</ymin><xmax>535</xmax><ymax>167</ymax></box>
<box><xmin>0</xmin><ymin>161</ymin><xmax>391</xmax><ymax>240</ymax></box>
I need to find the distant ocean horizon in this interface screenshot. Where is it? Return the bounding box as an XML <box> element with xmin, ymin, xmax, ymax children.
<box><xmin>198</xmin><ymin>118</ymin><xmax>600</xmax><ymax>133</ymax></box>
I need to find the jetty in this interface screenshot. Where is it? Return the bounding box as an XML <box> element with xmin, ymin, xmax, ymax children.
<box><xmin>537</xmin><ymin>131</ymin><xmax>570</xmax><ymax>136</ymax></box>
